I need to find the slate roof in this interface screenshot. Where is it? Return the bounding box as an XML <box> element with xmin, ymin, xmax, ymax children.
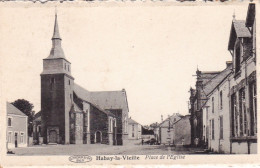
<box><xmin>52</xmin><ymin>13</ymin><xmax>61</xmax><ymax>40</ymax></box>
<box><xmin>34</xmin><ymin>111</ymin><xmax>41</xmax><ymax>119</ymax></box>
<box><xmin>7</xmin><ymin>102</ymin><xmax>27</xmax><ymax>117</ymax></box>
<box><xmin>159</xmin><ymin>113</ymin><xmax>184</xmax><ymax>127</ymax></box>
<box><xmin>74</xmin><ymin>83</ymin><xmax>129</xmax><ymax>112</ymax></box>
<box><xmin>128</xmin><ymin>118</ymin><xmax>140</xmax><ymax>125</ymax></box>
<box><xmin>200</xmin><ymin>71</ymin><xmax>221</xmax><ymax>85</ymax></box>
<box><xmin>71</xmin><ymin>102</ymin><xmax>82</xmax><ymax>113</ymax></box>
<box><xmin>233</xmin><ymin>20</ymin><xmax>251</xmax><ymax>38</ymax></box>
<box><xmin>203</xmin><ymin>66</ymin><xmax>232</xmax><ymax>97</ymax></box>
<box><xmin>228</xmin><ymin>20</ymin><xmax>251</xmax><ymax>50</ymax></box>
<box><xmin>246</xmin><ymin>3</ymin><xmax>255</xmax><ymax>27</ymax></box>
<box><xmin>45</xmin><ymin>13</ymin><xmax>66</xmax><ymax>61</ymax></box>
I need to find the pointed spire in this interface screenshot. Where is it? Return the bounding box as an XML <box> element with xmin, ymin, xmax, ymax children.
<box><xmin>46</xmin><ymin>10</ymin><xmax>66</xmax><ymax>59</ymax></box>
<box><xmin>232</xmin><ymin>10</ymin><xmax>236</xmax><ymax>21</ymax></box>
<box><xmin>52</xmin><ymin>10</ymin><xmax>61</xmax><ymax>40</ymax></box>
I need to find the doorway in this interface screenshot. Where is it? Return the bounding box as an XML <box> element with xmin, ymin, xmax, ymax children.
<box><xmin>14</xmin><ymin>132</ymin><xmax>18</xmax><ymax>148</ymax></box>
<box><xmin>95</xmin><ymin>131</ymin><xmax>101</xmax><ymax>143</ymax></box>
<box><xmin>49</xmin><ymin>130</ymin><xmax>57</xmax><ymax>143</ymax></box>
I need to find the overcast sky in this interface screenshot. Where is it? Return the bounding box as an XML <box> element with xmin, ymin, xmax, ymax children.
<box><xmin>1</xmin><ymin>2</ymin><xmax>250</xmax><ymax>125</ymax></box>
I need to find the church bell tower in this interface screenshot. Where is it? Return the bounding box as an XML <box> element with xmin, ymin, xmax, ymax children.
<box><xmin>41</xmin><ymin>13</ymin><xmax>74</xmax><ymax>144</ymax></box>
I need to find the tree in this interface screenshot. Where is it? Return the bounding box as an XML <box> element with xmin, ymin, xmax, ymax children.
<box><xmin>11</xmin><ymin>99</ymin><xmax>35</xmax><ymax>136</ymax></box>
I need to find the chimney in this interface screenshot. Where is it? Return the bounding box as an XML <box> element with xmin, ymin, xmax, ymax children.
<box><xmin>226</xmin><ymin>61</ymin><xmax>232</xmax><ymax>68</ymax></box>
<box><xmin>161</xmin><ymin>115</ymin><xmax>163</xmax><ymax>122</ymax></box>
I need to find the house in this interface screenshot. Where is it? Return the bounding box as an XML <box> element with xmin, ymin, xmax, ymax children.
<box><xmin>200</xmin><ymin>3</ymin><xmax>257</xmax><ymax>154</ymax></box>
<box><xmin>154</xmin><ymin>113</ymin><xmax>191</xmax><ymax>145</ymax></box>
<box><xmin>128</xmin><ymin>117</ymin><xmax>142</xmax><ymax>140</ymax></box>
<box><xmin>202</xmin><ymin>63</ymin><xmax>233</xmax><ymax>153</ymax></box>
<box><xmin>6</xmin><ymin>102</ymin><xmax>28</xmax><ymax>149</ymax></box>
<box><xmin>227</xmin><ymin>3</ymin><xmax>257</xmax><ymax>154</ymax></box>
<box><xmin>34</xmin><ymin>13</ymin><xmax>129</xmax><ymax>146</ymax></box>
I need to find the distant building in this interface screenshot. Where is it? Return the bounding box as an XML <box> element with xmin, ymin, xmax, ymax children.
<box><xmin>154</xmin><ymin>113</ymin><xmax>190</xmax><ymax>145</ymax></box>
<box><xmin>6</xmin><ymin>102</ymin><xmax>28</xmax><ymax>149</ymax></box>
<box><xmin>174</xmin><ymin>115</ymin><xmax>191</xmax><ymax>145</ymax></box>
<box><xmin>189</xmin><ymin>71</ymin><xmax>221</xmax><ymax>146</ymax></box>
<box><xmin>33</xmin><ymin>13</ymin><xmax>129</xmax><ymax>146</ymax></box>
<box><xmin>128</xmin><ymin>118</ymin><xmax>142</xmax><ymax>140</ymax></box>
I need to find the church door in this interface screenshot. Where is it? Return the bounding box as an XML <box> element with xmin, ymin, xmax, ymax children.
<box><xmin>96</xmin><ymin>131</ymin><xmax>101</xmax><ymax>143</ymax></box>
<box><xmin>49</xmin><ymin>130</ymin><xmax>57</xmax><ymax>143</ymax></box>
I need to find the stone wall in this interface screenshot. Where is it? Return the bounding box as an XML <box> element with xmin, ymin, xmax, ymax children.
<box><xmin>89</xmin><ymin>106</ymin><xmax>109</xmax><ymax>144</ymax></box>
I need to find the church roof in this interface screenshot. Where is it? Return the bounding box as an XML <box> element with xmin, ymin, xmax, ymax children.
<box><xmin>7</xmin><ymin>102</ymin><xmax>27</xmax><ymax>117</ymax></box>
<box><xmin>74</xmin><ymin>83</ymin><xmax>129</xmax><ymax>113</ymax></box>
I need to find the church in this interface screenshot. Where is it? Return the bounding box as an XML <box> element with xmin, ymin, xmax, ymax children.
<box><xmin>35</xmin><ymin>13</ymin><xmax>129</xmax><ymax>145</ymax></box>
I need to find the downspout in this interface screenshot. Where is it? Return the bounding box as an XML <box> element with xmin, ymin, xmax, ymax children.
<box><xmin>228</xmin><ymin>75</ymin><xmax>232</xmax><ymax>154</ymax></box>
<box><xmin>228</xmin><ymin>49</ymin><xmax>234</xmax><ymax>154</ymax></box>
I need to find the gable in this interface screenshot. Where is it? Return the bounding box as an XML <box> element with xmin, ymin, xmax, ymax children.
<box><xmin>7</xmin><ymin>102</ymin><xmax>27</xmax><ymax>117</ymax></box>
<box><xmin>228</xmin><ymin>20</ymin><xmax>251</xmax><ymax>50</ymax></box>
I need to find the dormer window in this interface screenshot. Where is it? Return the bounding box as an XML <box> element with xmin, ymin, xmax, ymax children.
<box><xmin>68</xmin><ymin>65</ymin><xmax>70</xmax><ymax>72</ymax></box>
<box><xmin>64</xmin><ymin>63</ymin><xmax>66</xmax><ymax>70</ymax></box>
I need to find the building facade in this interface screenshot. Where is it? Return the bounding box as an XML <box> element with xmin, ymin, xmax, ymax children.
<box><xmin>199</xmin><ymin>3</ymin><xmax>257</xmax><ymax>154</ymax></box>
<box><xmin>227</xmin><ymin>3</ymin><xmax>257</xmax><ymax>154</ymax></box>
<box><xmin>128</xmin><ymin>118</ymin><xmax>142</xmax><ymax>140</ymax></box>
<box><xmin>6</xmin><ymin>102</ymin><xmax>28</xmax><ymax>149</ymax></box>
<box><xmin>154</xmin><ymin>113</ymin><xmax>190</xmax><ymax>145</ymax></box>
<box><xmin>36</xmin><ymin>13</ymin><xmax>129</xmax><ymax>146</ymax></box>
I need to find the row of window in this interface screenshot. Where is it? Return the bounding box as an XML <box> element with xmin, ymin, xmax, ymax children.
<box><xmin>209</xmin><ymin>82</ymin><xmax>257</xmax><ymax>140</ymax></box>
<box><xmin>231</xmin><ymin>82</ymin><xmax>257</xmax><ymax>137</ymax></box>
<box><xmin>211</xmin><ymin>91</ymin><xmax>223</xmax><ymax>113</ymax></box>
<box><xmin>7</xmin><ymin>131</ymin><xmax>25</xmax><ymax>144</ymax></box>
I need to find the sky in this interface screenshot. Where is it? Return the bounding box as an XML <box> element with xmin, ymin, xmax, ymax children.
<box><xmin>0</xmin><ymin>2</ymin><xmax>250</xmax><ymax>125</ymax></box>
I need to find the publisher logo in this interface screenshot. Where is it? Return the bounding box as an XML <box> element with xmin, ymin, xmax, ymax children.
<box><xmin>69</xmin><ymin>155</ymin><xmax>92</xmax><ymax>163</ymax></box>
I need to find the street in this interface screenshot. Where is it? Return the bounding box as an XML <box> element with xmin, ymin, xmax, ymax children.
<box><xmin>9</xmin><ymin>141</ymin><xmax>203</xmax><ymax>156</ymax></box>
